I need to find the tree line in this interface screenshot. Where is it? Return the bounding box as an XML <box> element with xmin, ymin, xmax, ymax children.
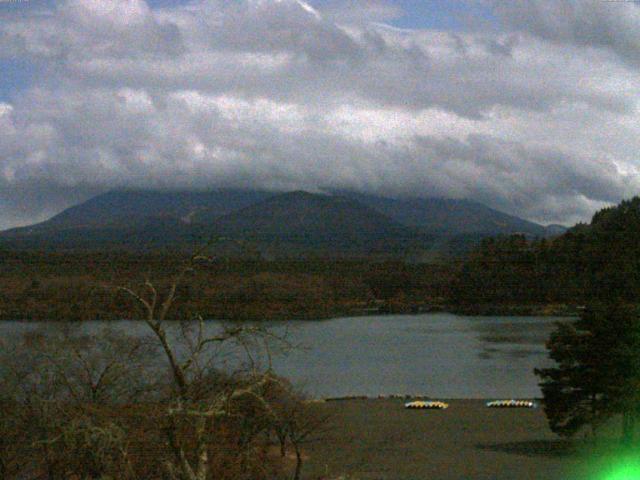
<box><xmin>452</xmin><ymin>197</ymin><xmax>640</xmax><ymax>309</ymax></box>
<box><xmin>0</xmin><ymin>253</ymin><xmax>454</xmax><ymax>321</ymax></box>
<box><xmin>524</xmin><ymin>197</ymin><xmax>640</xmax><ymax>443</ymax></box>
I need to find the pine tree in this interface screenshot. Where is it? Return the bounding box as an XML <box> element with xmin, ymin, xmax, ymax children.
<box><xmin>536</xmin><ymin>302</ymin><xmax>640</xmax><ymax>442</ymax></box>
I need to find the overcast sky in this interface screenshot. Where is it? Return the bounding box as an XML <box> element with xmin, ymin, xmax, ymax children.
<box><xmin>0</xmin><ymin>0</ymin><xmax>639</xmax><ymax>229</ymax></box>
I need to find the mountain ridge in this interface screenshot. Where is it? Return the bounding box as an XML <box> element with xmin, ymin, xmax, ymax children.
<box><xmin>0</xmin><ymin>189</ymin><xmax>565</xmax><ymax>257</ymax></box>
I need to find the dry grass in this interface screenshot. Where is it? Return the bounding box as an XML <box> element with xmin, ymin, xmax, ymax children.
<box><xmin>0</xmin><ymin>252</ymin><xmax>454</xmax><ymax>321</ymax></box>
<box><xmin>303</xmin><ymin>399</ymin><xmax>597</xmax><ymax>480</ymax></box>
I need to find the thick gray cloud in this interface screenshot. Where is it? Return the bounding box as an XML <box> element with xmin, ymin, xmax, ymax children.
<box><xmin>0</xmin><ymin>0</ymin><xmax>639</xmax><ymax>229</ymax></box>
<box><xmin>491</xmin><ymin>0</ymin><xmax>640</xmax><ymax>67</ymax></box>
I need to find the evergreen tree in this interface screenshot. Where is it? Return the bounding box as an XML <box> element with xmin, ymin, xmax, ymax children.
<box><xmin>536</xmin><ymin>302</ymin><xmax>640</xmax><ymax>442</ymax></box>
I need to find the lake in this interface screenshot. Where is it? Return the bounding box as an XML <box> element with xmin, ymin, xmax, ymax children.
<box><xmin>1</xmin><ymin>313</ymin><xmax>567</xmax><ymax>399</ymax></box>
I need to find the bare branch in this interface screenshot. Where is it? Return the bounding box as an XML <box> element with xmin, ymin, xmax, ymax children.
<box><xmin>117</xmin><ymin>286</ymin><xmax>154</xmax><ymax>322</ymax></box>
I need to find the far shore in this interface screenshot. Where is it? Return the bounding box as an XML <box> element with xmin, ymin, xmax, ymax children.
<box><xmin>0</xmin><ymin>304</ymin><xmax>579</xmax><ymax>322</ymax></box>
<box><xmin>319</xmin><ymin>395</ymin><xmax>541</xmax><ymax>402</ymax></box>
<box><xmin>0</xmin><ymin>251</ymin><xmax>585</xmax><ymax>322</ymax></box>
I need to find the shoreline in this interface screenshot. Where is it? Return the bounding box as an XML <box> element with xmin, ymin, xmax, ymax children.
<box><xmin>319</xmin><ymin>395</ymin><xmax>543</xmax><ymax>402</ymax></box>
<box><xmin>0</xmin><ymin>305</ymin><xmax>579</xmax><ymax>322</ymax></box>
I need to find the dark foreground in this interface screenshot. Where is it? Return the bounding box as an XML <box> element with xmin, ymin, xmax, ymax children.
<box><xmin>305</xmin><ymin>399</ymin><xmax>612</xmax><ymax>480</ymax></box>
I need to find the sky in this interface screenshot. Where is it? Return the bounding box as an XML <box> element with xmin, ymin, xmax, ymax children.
<box><xmin>0</xmin><ymin>0</ymin><xmax>639</xmax><ymax>229</ymax></box>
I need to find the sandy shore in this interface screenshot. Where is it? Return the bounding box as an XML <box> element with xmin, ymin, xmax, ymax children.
<box><xmin>303</xmin><ymin>399</ymin><xmax>603</xmax><ymax>480</ymax></box>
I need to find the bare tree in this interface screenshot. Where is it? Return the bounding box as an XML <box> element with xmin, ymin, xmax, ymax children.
<box><xmin>287</xmin><ymin>401</ymin><xmax>331</xmax><ymax>480</ymax></box>
<box><xmin>0</xmin><ymin>331</ymin><xmax>81</xmax><ymax>479</ymax></box>
<box><xmin>264</xmin><ymin>379</ymin><xmax>332</xmax><ymax>480</ymax></box>
<box><xmin>118</xmin><ymin>253</ymin><xmax>288</xmax><ymax>480</ymax></box>
<box><xmin>0</xmin><ymin>241</ymin><xmax>319</xmax><ymax>480</ymax></box>
<box><xmin>45</xmin><ymin>415</ymin><xmax>137</xmax><ymax>480</ymax></box>
<box><xmin>0</xmin><ymin>339</ymin><xmax>30</xmax><ymax>480</ymax></box>
<box><xmin>0</xmin><ymin>324</ymin><xmax>155</xmax><ymax>479</ymax></box>
<box><xmin>20</xmin><ymin>325</ymin><xmax>157</xmax><ymax>404</ymax></box>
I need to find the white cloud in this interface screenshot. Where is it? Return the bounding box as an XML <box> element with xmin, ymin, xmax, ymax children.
<box><xmin>0</xmin><ymin>0</ymin><xmax>639</xmax><ymax>228</ymax></box>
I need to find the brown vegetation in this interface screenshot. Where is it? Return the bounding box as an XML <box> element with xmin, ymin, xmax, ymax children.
<box><xmin>0</xmin><ymin>254</ymin><xmax>331</xmax><ymax>479</ymax></box>
<box><xmin>0</xmin><ymin>251</ymin><xmax>455</xmax><ymax>321</ymax></box>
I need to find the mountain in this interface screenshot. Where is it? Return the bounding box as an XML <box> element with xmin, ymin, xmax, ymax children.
<box><xmin>0</xmin><ymin>190</ymin><xmax>272</xmax><ymax>251</ymax></box>
<box><xmin>342</xmin><ymin>193</ymin><xmax>558</xmax><ymax>237</ymax></box>
<box><xmin>208</xmin><ymin>191</ymin><xmax>424</xmax><ymax>255</ymax></box>
<box><xmin>38</xmin><ymin>190</ymin><xmax>271</xmax><ymax>228</ymax></box>
<box><xmin>0</xmin><ymin>189</ymin><xmax>559</xmax><ymax>257</ymax></box>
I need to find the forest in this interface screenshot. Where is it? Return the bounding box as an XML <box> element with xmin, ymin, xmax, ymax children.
<box><xmin>453</xmin><ymin>197</ymin><xmax>640</xmax><ymax>311</ymax></box>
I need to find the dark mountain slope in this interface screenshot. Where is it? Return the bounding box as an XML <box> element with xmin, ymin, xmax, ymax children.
<box><xmin>0</xmin><ymin>188</ymin><xmax>558</xmax><ymax>256</ymax></box>
<box><xmin>27</xmin><ymin>189</ymin><xmax>271</xmax><ymax>230</ymax></box>
<box><xmin>0</xmin><ymin>190</ymin><xmax>429</xmax><ymax>255</ymax></box>
<box><xmin>0</xmin><ymin>218</ymin><xmax>201</xmax><ymax>251</ymax></box>
<box><xmin>208</xmin><ymin>191</ymin><xmax>427</xmax><ymax>254</ymax></box>
<box><xmin>345</xmin><ymin>193</ymin><xmax>556</xmax><ymax>237</ymax></box>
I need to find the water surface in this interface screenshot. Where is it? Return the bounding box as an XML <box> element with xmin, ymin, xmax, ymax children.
<box><xmin>267</xmin><ymin>314</ymin><xmax>562</xmax><ymax>398</ymax></box>
<box><xmin>1</xmin><ymin>314</ymin><xmax>566</xmax><ymax>398</ymax></box>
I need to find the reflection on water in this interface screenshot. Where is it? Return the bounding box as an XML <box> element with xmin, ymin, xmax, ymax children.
<box><xmin>0</xmin><ymin>314</ymin><xmax>569</xmax><ymax>399</ymax></box>
<box><xmin>265</xmin><ymin>314</ymin><xmax>566</xmax><ymax>398</ymax></box>
<box><xmin>478</xmin><ymin>347</ymin><xmax>547</xmax><ymax>360</ymax></box>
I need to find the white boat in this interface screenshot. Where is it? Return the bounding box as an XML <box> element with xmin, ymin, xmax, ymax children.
<box><xmin>486</xmin><ymin>399</ymin><xmax>536</xmax><ymax>408</ymax></box>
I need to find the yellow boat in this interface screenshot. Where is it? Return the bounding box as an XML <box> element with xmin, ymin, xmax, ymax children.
<box><xmin>404</xmin><ymin>400</ymin><xmax>449</xmax><ymax>409</ymax></box>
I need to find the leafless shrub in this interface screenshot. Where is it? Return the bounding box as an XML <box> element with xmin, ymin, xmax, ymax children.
<box><xmin>0</xmin><ymin>244</ymin><xmax>329</xmax><ymax>480</ymax></box>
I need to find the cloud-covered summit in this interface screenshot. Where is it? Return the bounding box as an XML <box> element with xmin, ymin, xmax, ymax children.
<box><xmin>0</xmin><ymin>0</ymin><xmax>639</xmax><ymax>229</ymax></box>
